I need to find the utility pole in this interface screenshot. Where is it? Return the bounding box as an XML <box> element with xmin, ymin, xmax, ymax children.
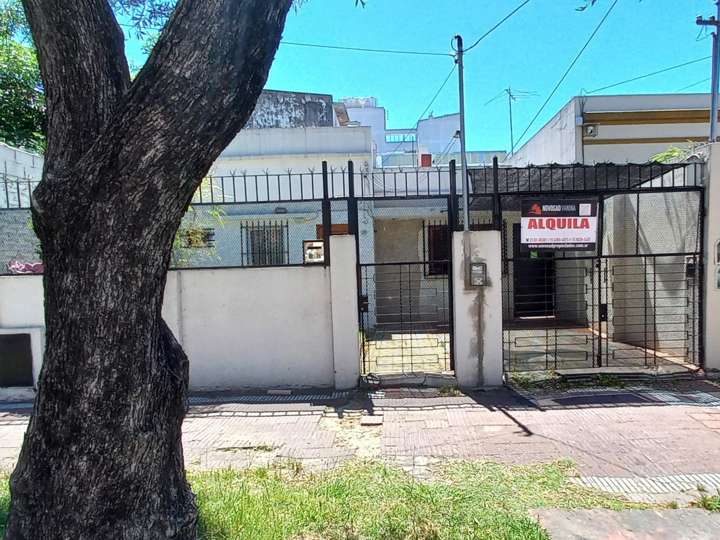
<box><xmin>454</xmin><ymin>34</ymin><xmax>470</xmax><ymax>231</ymax></box>
<box><xmin>697</xmin><ymin>1</ymin><xmax>720</xmax><ymax>142</ymax></box>
<box><xmin>507</xmin><ymin>88</ymin><xmax>516</xmax><ymax>156</ymax></box>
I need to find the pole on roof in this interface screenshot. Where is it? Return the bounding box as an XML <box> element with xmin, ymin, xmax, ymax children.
<box><xmin>697</xmin><ymin>2</ymin><xmax>720</xmax><ymax>142</ymax></box>
<box><xmin>455</xmin><ymin>35</ymin><xmax>470</xmax><ymax>231</ymax></box>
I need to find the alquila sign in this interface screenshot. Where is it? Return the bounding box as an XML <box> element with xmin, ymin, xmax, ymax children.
<box><xmin>520</xmin><ymin>198</ymin><xmax>598</xmax><ymax>251</ymax></box>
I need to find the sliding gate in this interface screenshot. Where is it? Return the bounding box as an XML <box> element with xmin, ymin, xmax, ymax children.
<box><xmin>490</xmin><ymin>163</ymin><xmax>706</xmax><ymax>375</ymax></box>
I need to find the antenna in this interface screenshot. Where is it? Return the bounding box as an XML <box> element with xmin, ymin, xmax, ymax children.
<box><xmin>486</xmin><ymin>87</ymin><xmax>537</xmax><ymax>156</ymax></box>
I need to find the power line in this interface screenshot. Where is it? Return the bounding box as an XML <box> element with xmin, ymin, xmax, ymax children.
<box><xmin>461</xmin><ymin>0</ymin><xmax>532</xmax><ymax>53</ymax></box>
<box><xmin>514</xmin><ymin>0</ymin><xmax>619</xmax><ymax>149</ymax></box>
<box><xmin>280</xmin><ymin>41</ymin><xmax>452</xmax><ymax>57</ymax></box>
<box><xmin>434</xmin><ymin>133</ymin><xmax>460</xmax><ymax>165</ymax></box>
<box><xmin>585</xmin><ymin>56</ymin><xmax>711</xmax><ymax>94</ymax></box>
<box><xmin>383</xmin><ymin>64</ymin><xmax>458</xmax><ymax>161</ymax></box>
<box><xmin>118</xmin><ymin>22</ymin><xmax>452</xmax><ymax>57</ymax></box>
<box><xmin>676</xmin><ymin>77</ymin><xmax>712</xmax><ymax>92</ymax></box>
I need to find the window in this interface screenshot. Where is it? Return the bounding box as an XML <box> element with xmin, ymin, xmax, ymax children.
<box><xmin>385</xmin><ymin>133</ymin><xmax>416</xmax><ymax>143</ymax></box>
<box><xmin>0</xmin><ymin>333</ymin><xmax>33</xmax><ymax>387</ymax></box>
<box><xmin>304</xmin><ymin>101</ymin><xmax>326</xmax><ymax>126</ymax></box>
<box><xmin>426</xmin><ymin>224</ymin><xmax>449</xmax><ymax>276</ymax></box>
<box><xmin>248</xmin><ymin>224</ymin><xmax>286</xmax><ymax>266</ymax></box>
<box><xmin>180</xmin><ymin>227</ymin><xmax>215</xmax><ymax>249</ymax></box>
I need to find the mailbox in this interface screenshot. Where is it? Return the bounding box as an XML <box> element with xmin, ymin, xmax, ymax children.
<box><xmin>303</xmin><ymin>240</ymin><xmax>325</xmax><ymax>265</ymax></box>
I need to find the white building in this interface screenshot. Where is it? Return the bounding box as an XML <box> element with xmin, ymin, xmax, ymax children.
<box><xmin>508</xmin><ymin>93</ymin><xmax>711</xmax><ymax>166</ymax></box>
<box><xmin>211</xmin><ymin>126</ymin><xmax>372</xmax><ymax>177</ymax></box>
<box><xmin>212</xmin><ymin>89</ymin><xmax>373</xmax><ymax>176</ymax></box>
<box><xmin>338</xmin><ymin>97</ymin><xmax>506</xmax><ymax>167</ymax></box>
<box><xmin>1</xmin><ymin>142</ymin><xmax>43</xmax><ymax>182</ymax></box>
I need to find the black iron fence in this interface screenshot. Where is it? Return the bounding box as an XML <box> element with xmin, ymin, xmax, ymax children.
<box><xmin>1</xmin><ymin>160</ymin><xmax>707</xmax><ymax>276</ymax></box>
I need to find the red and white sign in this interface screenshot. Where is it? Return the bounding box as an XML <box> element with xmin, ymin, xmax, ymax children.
<box><xmin>520</xmin><ymin>199</ymin><xmax>598</xmax><ymax>251</ymax></box>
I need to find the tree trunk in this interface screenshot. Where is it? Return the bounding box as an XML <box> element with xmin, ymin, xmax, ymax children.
<box><xmin>7</xmin><ymin>1</ymin><xmax>292</xmax><ymax>537</ymax></box>
<box><xmin>8</xmin><ymin>203</ymin><xmax>196</xmax><ymax>538</ymax></box>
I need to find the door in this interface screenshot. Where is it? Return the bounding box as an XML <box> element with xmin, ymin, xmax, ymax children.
<box><xmin>512</xmin><ymin>223</ymin><xmax>555</xmax><ymax>318</ymax></box>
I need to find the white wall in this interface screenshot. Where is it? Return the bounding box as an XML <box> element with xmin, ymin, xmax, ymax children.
<box><xmin>416</xmin><ymin>114</ymin><xmax>460</xmax><ymax>155</ymax></box>
<box><xmin>452</xmin><ymin>231</ymin><xmax>503</xmax><ymax>388</ymax></box>
<box><xmin>509</xmin><ymin>94</ymin><xmax>713</xmax><ymax>166</ymax></box>
<box><xmin>329</xmin><ymin>236</ymin><xmax>361</xmax><ymax>389</ymax></box>
<box><xmin>508</xmin><ymin>99</ymin><xmax>580</xmax><ymax>166</ymax></box>
<box><xmin>0</xmin><ymin>142</ymin><xmax>43</xmax><ymax>180</ymax></box>
<box><xmin>168</xmin><ymin>266</ymin><xmax>335</xmax><ymax>390</ymax></box>
<box><xmin>344</xmin><ymin>105</ymin><xmax>388</xmax><ymax>155</ymax></box>
<box><xmin>0</xmin><ymin>236</ymin><xmax>361</xmax><ymax>391</ymax></box>
<box><xmin>211</xmin><ymin>126</ymin><xmax>373</xmax><ymax>176</ymax></box>
<box><xmin>0</xmin><ymin>275</ymin><xmax>44</xmax><ymax>389</ymax></box>
<box><xmin>705</xmin><ymin>145</ymin><xmax>720</xmax><ymax>372</ymax></box>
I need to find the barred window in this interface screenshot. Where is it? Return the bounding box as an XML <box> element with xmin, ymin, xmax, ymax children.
<box><xmin>248</xmin><ymin>224</ymin><xmax>286</xmax><ymax>266</ymax></box>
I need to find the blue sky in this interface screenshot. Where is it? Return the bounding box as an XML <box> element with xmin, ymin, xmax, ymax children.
<box><xmin>125</xmin><ymin>0</ymin><xmax>716</xmax><ymax>152</ymax></box>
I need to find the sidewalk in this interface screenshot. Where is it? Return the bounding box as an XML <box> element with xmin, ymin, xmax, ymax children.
<box><xmin>2</xmin><ymin>381</ymin><xmax>720</xmax><ymax>502</ymax></box>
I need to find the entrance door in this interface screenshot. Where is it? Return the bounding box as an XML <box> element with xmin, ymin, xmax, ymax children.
<box><xmin>512</xmin><ymin>223</ymin><xmax>555</xmax><ymax>317</ymax></box>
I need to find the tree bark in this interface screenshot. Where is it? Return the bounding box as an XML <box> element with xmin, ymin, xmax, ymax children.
<box><xmin>7</xmin><ymin>1</ymin><xmax>292</xmax><ymax>538</ymax></box>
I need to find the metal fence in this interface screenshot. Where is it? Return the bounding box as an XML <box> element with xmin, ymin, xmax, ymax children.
<box><xmin>0</xmin><ymin>160</ymin><xmax>707</xmax><ymax>276</ymax></box>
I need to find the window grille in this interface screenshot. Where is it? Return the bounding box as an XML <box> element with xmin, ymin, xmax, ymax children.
<box><xmin>244</xmin><ymin>221</ymin><xmax>288</xmax><ymax>266</ymax></box>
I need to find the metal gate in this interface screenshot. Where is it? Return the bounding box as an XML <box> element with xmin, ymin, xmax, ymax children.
<box><xmin>347</xmin><ymin>167</ymin><xmax>457</xmax><ymax>376</ymax></box>
<box><xmin>488</xmin><ymin>162</ymin><xmax>706</xmax><ymax>376</ymax></box>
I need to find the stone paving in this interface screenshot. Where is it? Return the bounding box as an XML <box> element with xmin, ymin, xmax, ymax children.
<box><xmin>534</xmin><ymin>508</ymin><xmax>720</xmax><ymax>540</ymax></box>
<box><xmin>2</xmin><ymin>381</ymin><xmax>720</xmax><ymax>502</ymax></box>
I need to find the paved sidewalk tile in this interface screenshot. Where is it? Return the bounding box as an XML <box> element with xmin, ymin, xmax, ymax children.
<box><xmin>2</xmin><ymin>385</ymin><xmax>720</xmax><ymax>500</ymax></box>
<box><xmin>535</xmin><ymin>509</ymin><xmax>720</xmax><ymax>540</ymax></box>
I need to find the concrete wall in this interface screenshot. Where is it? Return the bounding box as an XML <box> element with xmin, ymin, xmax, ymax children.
<box><xmin>416</xmin><ymin>114</ymin><xmax>461</xmax><ymax>155</ymax></box>
<box><xmin>0</xmin><ymin>275</ymin><xmax>44</xmax><ymax>390</ymax></box>
<box><xmin>212</xmin><ymin>126</ymin><xmax>373</xmax><ymax>177</ymax></box>
<box><xmin>343</xmin><ymin>102</ymin><xmax>388</xmax><ymax>155</ymax></box>
<box><xmin>0</xmin><ymin>236</ymin><xmax>360</xmax><ymax>391</ymax></box>
<box><xmin>705</xmin><ymin>145</ymin><xmax>720</xmax><ymax>372</ymax></box>
<box><xmin>452</xmin><ymin>231</ymin><xmax>503</xmax><ymax>387</ymax></box>
<box><xmin>507</xmin><ymin>99</ymin><xmax>580</xmax><ymax>166</ymax></box>
<box><xmin>247</xmin><ymin>90</ymin><xmax>334</xmax><ymax>129</ymax></box>
<box><xmin>0</xmin><ymin>142</ymin><xmax>43</xmax><ymax>180</ymax></box>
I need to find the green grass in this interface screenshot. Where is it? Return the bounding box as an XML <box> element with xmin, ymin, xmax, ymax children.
<box><xmin>191</xmin><ymin>460</ymin><xmax>646</xmax><ymax>540</ymax></box>
<box><xmin>0</xmin><ymin>471</ymin><xmax>7</xmax><ymax>538</ymax></box>
<box><xmin>693</xmin><ymin>487</ymin><xmax>720</xmax><ymax>512</ymax></box>
<box><xmin>0</xmin><ymin>461</ymin><xmax>647</xmax><ymax>539</ymax></box>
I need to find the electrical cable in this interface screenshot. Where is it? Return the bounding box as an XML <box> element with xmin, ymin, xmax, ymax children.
<box><xmin>514</xmin><ymin>0</ymin><xmax>619</xmax><ymax>149</ymax></box>
<box><xmin>382</xmin><ymin>64</ymin><xmax>458</xmax><ymax>164</ymax></box>
<box><xmin>118</xmin><ymin>22</ymin><xmax>452</xmax><ymax>57</ymax></box>
<box><xmin>434</xmin><ymin>133</ymin><xmax>460</xmax><ymax>165</ymax></box>
<box><xmin>676</xmin><ymin>77</ymin><xmax>712</xmax><ymax>92</ymax></box>
<box><xmin>456</xmin><ymin>0</ymin><xmax>532</xmax><ymax>53</ymax></box>
<box><xmin>279</xmin><ymin>40</ymin><xmax>452</xmax><ymax>57</ymax></box>
<box><xmin>585</xmin><ymin>56</ymin><xmax>711</xmax><ymax>95</ymax></box>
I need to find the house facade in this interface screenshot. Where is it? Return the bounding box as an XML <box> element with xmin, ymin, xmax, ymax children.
<box><xmin>2</xmin><ymin>91</ymin><xmax>720</xmax><ymax>397</ymax></box>
<box><xmin>508</xmin><ymin>93</ymin><xmax>711</xmax><ymax>165</ymax></box>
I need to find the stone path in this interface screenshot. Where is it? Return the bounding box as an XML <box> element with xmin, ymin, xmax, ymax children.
<box><xmin>2</xmin><ymin>381</ymin><xmax>720</xmax><ymax>504</ymax></box>
<box><xmin>534</xmin><ymin>509</ymin><xmax>720</xmax><ymax>540</ymax></box>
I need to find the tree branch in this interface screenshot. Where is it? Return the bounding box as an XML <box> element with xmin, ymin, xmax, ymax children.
<box><xmin>85</xmin><ymin>0</ymin><xmax>292</xmax><ymax>215</ymax></box>
<box><xmin>22</xmin><ymin>0</ymin><xmax>131</xmax><ymax>174</ymax></box>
